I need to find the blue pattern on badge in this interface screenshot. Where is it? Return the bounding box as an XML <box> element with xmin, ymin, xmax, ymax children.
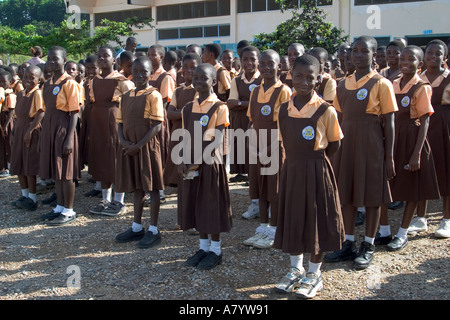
<box><xmin>200</xmin><ymin>115</ymin><xmax>209</xmax><ymax>127</ymax></box>
<box><xmin>249</xmin><ymin>84</ymin><xmax>257</xmax><ymax>92</ymax></box>
<box><xmin>261</xmin><ymin>105</ymin><xmax>271</xmax><ymax>116</ymax></box>
<box><xmin>357</xmin><ymin>88</ymin><xmax>368</xmax><ymax>100</ymax></box>
<box><xmin>53</xmin><ymin>86</ymin><xmax>60</xmax><ymax>96</ymax></box>
<box><xmin>302</xmin><ymin>126</ymin><xmax>315</xmax><ymax>140</ymax></box>
<box><xmin>401</xmin><ymin>96</ymin><xmax>410</xmax><ymax>107</ymax></box>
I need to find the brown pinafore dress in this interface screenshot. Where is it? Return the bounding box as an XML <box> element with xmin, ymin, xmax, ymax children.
<box><xmin>0</xmin><ymin>92</ymin><xmax>14</xmax><ymax>170</ymax></box>
<box><xmin>163</xmin><ymin>85</ymin><xmax>197</xmax><ymax>187</ymax></box>
<box><xmin>316</xmin><ymin>77</ymin><xmax>330</xmax><ymax>100</ymax></box>
<box><xmin>229</xmin><ymin>75</ymin><xmax>262</xmax><ymax>175</ymax></box>
<box><xmin>248</xmin><ymin>85</ymin><xmax>285</xmax><ymax>203</ymax></box>
<box><xmin>214</xmin><ymin>66</ymin><xmax>229</xmax><ymax>102</ymax></box>
<box><xmin>149</xmin><ymin>72</ymin><xmax>171</xmax><ymax>170</ymax></box>
<box><xmin>427</xmin><ymin>75</ymin><xmax>450</xmax><ymax>197</ymax></box>
<box><xmin>389</xmin><ymin>81</ymin><xmax>440</xmax><ymax>201</ymax></box>
<box><xmin>274</xmin><ymin>102</ymin><xmax>344</xmax><ymax>255</ymax></box>
<box><xmin>10</xmin><ymin>90</ymin><xmax>41</xmax><ymax>176</ymax></box>
<box><xmin>279</xmin><ymin>72</ymin><xmax>293</xmax><ymax>90</ymax></box>
<box><xmin>333</xmin><ymin>74</ymin><xmax>392</xmax><ymax>207</ymax></box>
<box><xmin>88</xmin><ymin>77</ymin><xmax>119</xmax><ymax>183</ymax></box>
<box><xmin>114</xmin><ymin>89</ymin><xmax>164</xmax><ymax>193</ymax></box>
<box><xmin>79</xmin><ymin>80</ymin><xmax>91</xmax><ymax>166</ymax></box>
<box><xmin>40</xmin><ymin>77</ymin><xmax>80</xmax><ymax>181</ymax></box>
<box><xmin>178</xmin><ymin>101</ymin><xmax>232</xmax><ymax>234</ymax></box>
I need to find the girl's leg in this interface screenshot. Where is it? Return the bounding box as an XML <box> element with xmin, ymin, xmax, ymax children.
<box><xmin>342</xmin><ymin>205</ymin><xmax>357</xmax><ymax>240</ymax></box>
<box><xmin>270</xmin><ymin>199</ymin><xmax>278</xmax><ymax>227</ymax></box>
<box><xmin>400</xmin><ymin>201</ymin><xmax>419</xmax><ymax>229</ymax></box>
<box><xmin>101</xmin><ymin>181</ymin><xmax>113</xmax><ymax>202</ymax></box>
<box><xmin>378</xmin><ymin>203</ymin><xmax>392</xmax><ymax>239</ymax></box>
<box><xmin>443</xmin><ymin>196</ymin><xmax>450</xmax><ymax>219</ymax></box>
<box><xmin>27</xmin><ymin>176</ymin><xmax>37</xmax><ymax>195</ymax></box>
<box><xmin>365</xmin><ymin>206</ymin><xmax>381</xmax><ymax>241</ymax></box>
<box><xmin>18</xmin><ymin>175</ymin><xmax>29</xmax><ymax>198</ymax></box>
<box><xmin>62</xmin><ymin>179</ymin><xmax>75</xmax><ymax>210</ymax></box>
<box><xmin>149</xmin><ymin>190</ymin><xmax>160</xmax><ymax>234</ymax></box>
<box><xmin>133</xmin><ymin>189</ymin><xmax>145</xmax><ymax>225</ymax></box>
<box><xmin>259</xmin><ymin>198</ymin><xmax>270</xmax><ymax>224</ymax></box>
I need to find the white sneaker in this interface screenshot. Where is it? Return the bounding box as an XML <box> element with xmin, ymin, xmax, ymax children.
<box><xmin>275</xmin><ymin>267</ymin><xmax>305</xmax><ymax>293</ymax></box>
<box><xmin>435</xmin><ymin>219</ymin><xmax>450</xmax><ymax>238</ymax></box>
<box><xmin>242</xmin><ymin>202</ymin><xmax>260</xmax><ymax>219</ymax></box>
<box><xmin>407</xmin><ymin>217</ymin><xmax>428</xmax><ymax>235</ymax></box>
<box><xmin>295</xmin><ymin>272</ymin><xmax>323</xmax><ymax>299</ymax></box>
<box><xmin>243</xmin><ymin>232</ymin><xmax>265</xmax><ymax>246</ymax></box>
<box><xmin>253</xmin><ymin>234</ymin><xmax>274</xmax><ymax>249</ymax></box>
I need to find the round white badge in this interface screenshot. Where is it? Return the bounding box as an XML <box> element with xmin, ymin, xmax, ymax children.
<box><xmin>356</xmin><ymin>88</ymin><xmax>368</xmax><ymax>101</ymax></box>
<box><xmin>249</xmin><ymin>84</ymin><xmax>257</xmax><ymax>92</ymax></box>
<box><xmin>401</xmin><ymin>96</ymin><xmax>411</xmax><ymax>108</ymax></box>
<box><xmin>261</xmin><ymin>105</ymin><xmax>271</xmax><ymax>116</ymax></box>
<box><xmin>200</xmin><ymin>115</ymin><xmax>209</xmax><ymax>127</ymax></box>
<box><xmin>302</xmin><ymin>126</ymin><xmax>315</xmax><ymax>140</ymax></box>
<box><xmin>52</xmin><ymin>86</ymin><xmax>60</xmax><ymax>96</ymax></box>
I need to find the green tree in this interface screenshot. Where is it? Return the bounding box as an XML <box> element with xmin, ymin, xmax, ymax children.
<box><xmin>253</xmin><ymin>0</ymin><xmax>349</xmax><ymax>56</ymax></box>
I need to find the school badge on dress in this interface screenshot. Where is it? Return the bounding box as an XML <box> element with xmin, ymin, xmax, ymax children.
<box><xmin>401</xmin><ymin>96</ymin><xmax>411</xmax><ymax>108</ymax></box>
<box><xmin>249</xmin><ymin>84</ymin><xmax>257</xmax><ymax>92</ymax></box>
<box><xmin>52</xmin><ymin>86</ymin><xmax>61</xmax><ymax>96</ymax></box>
<box><xmin>199</xmin><ymin>115</ymin><xmax>210</xmax><ymax>127</ymax></box>
<box><xmin>302</xmin><ymin>126</ymin><xmax>315</xmax><ymax>140</ymax></box>
<box><xmin>261</xmin><ymin>105</ymin><xmax>271</xmax><ymax>116</ymax></box>
<box><xmin>356</xmin><ymin>88</ymin><xmax>368</xmax><ymax>101</ymax></box>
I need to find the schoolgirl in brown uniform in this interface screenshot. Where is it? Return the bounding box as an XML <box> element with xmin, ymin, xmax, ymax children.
<box><xmin>88</xmin><ymin>46</ymin><xmax>135</xmax><ymax>216</ymax></box>
<box><xmin>227</xmin><ymin>46</ymin><xmax>262</xmax><ymax>183</ymax></box>
<box><xmin>243</xmin><ymin>50</ymin><xmax>291</xmax><ymax>249</ymax></box>
<box><xmin>10</xmin><ymin>66</ymin><xmax>44</xmax><ymax>211</ymax></box>
<box><xmin>324</xmin><ymin>36</ymin><xmax>398</xmax><ymax>270</ymax></box>
<box><xmin>377</xmin><ymin>46</ymin><xmax>440</xmax><ymax>251</ymax></box>
<box><xmin>274</xmin><ymin>55</ymin><xmax>344</xmax><ymax>299</ymax></box>
<box><xmin>0</xmin><ymin>71</ymin><xmax>17</xmax><ymax>177</ymax></box>
<box><xmin>280</xmin><ymin>43</ymin><xmax>305</xmax><ymax>90</ymax></box>
<box><xmin>415</xmin><ymin>39</ymin><xmax>450</xmax><ymax>239</ymax></box>
<box><xmin>379</xmin><ymin>40</ymin><xmax>405</xmax><ymax>83</ymax></box>
<box><xmin>115</xmin><ymin>57</ymin><xmax>165</xmax><ymax>248</ymax></box>
<box><xmin>39</xmin><ymin>46</ymin><xmax>82</xmax><ymax>225</ymax></box>
<box><xmin>178</xmin><ymin>63</ymin><xmax>232</xmax><ymax>270</ymax></box>
<box><xmin>308</xmin><ymin>47</ymin><xmax>337</xmax><ymax>104</ymax></box>
<box><xmin>202</xmin><ymin>43</ymin><xmax>232</xmax><ymax>102</ymax></box>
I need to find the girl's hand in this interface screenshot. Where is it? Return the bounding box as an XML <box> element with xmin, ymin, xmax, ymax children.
<box><xmin>63</xmin><ymin>136</ymin><xmax>74</xmax><ymax>156</ymax></box>
<box><xmin>124</xmin><ymin>144</ymin><xmax>140</xmax><ymax>157</ymax></box>
<box><xmin>24</xmin><ymin>129</ymin><xmax>32</xmax><ymax>148</ymax></box>
<box><xmin>386</xmin><ymin>157</ymin><xmax>396</xmax><ymax>180</ymax></box>
<box><xmin>408</xmin><ymin>153</ymin><xmax>421</xmax><ymax>172</ymax></box>
<box><xmin>178</xmin><ymin>164</ymin><xmax>187</xmax><ymax>178</ymax></box>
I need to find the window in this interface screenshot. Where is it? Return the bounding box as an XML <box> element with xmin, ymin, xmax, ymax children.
<box><xmin>158</xmin><ymin>28</ymin><xmax>179</xmax><ymax>40</ymax></box>
<box><xmin>157</xmin><ymin>0</ymin><xmax>230</xmax><ymax>21</ymax></box>
<box><xmin>95</xmin><ymin>8</ymin><xmax>152</xmax><ymax>26</ymax></box>
<box><xmin>157</xmin><ymin>24</ymin><xmax>231</xmax><ymax>40</ymax></box>
<box><xmin>252</xmin><ymin>0</ymin><xmax>267</xmax><ymax>11</ymax></box>
<box><xmin>354</xmin><ymin>0</ymin><xmax>430</xmax><ymax>5</ymax></box>
<box><xmin>180</xmin><ymin>27</ymin><xmax>203</xmax><ymax>39</ymax></box>
<box><xmin>237</xmin><ymin>0</ymin><xmax>331</xmax><ymax>13</ymax></box>
<box><xmin>238</xmin><ymin>0</ymin><xmax>251</xmax><ymax>12</ymax></box>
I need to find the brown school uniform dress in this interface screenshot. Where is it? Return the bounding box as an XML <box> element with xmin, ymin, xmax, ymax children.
<box><xmin>213</xmin><ymin>63</ymin><xmax>231</xmax><ymax>102</ymax></box>
<box><xmin>0</xmin><ymin>88</ymin><xmax>16</xmax><ymax>170</ymax></box>
<box><xmin>79</xmin><ymin>80</ymin><xmax>92</xmax><ymax>166</ymax></box>
<box><xmin>389</xmin><ymin>76</ymin><xmax>440</xmax><ymax>201</ymax></box>
<box><xmin>228</xmin><ymin>71</ymin><xmax>262</xmax><ymax>175</ymax></box>
<box><xmin>248</xmin><ymin>85</ymin><xmax>285</xmax><ymax>203</ymax></box>
<box><xmin>380</xmin><ymin>67</ymin><xmax>402</xmax><ymax>83</ymax></box>
<box><xmin>40</xmin><ymin>73</ymin><xmax>81</xmax><ymax>181</ymax></box>
<box><xmin>163</xmin><ymin>84</ymin><xmax>197</xmax><ymax>187</ymax></box>
<box><xmin>275</xmin><ymin>93</ymin><xmax>345</xmax><ymax>255</ymax></box>
<box><xmin>10</xmin><ymin>86</ymin><xmax>43</xmax><ymax>177</ymax></box>
<box><xmin>178</xmin><ymin>94</ymin><xmax>232</xmax><ymax>234</ymax></box>
<box><xmin>333</xmin><ymin>71</ymin><xmax>398</xmax><ymax>207</ymax></box>
<box><xmin>420</xmin><ymin>70</ymin><xmax>450</xmax><ymax>197</ymax></box>
<box><xmin>280</xmin><ymin>71</ymin><xmax>293</xmax><ymax>90</ymax></box>
<box><xmin>115</xmin><ymin>87</ymin><xmax>165</xmax><ymax>193</ymax></box>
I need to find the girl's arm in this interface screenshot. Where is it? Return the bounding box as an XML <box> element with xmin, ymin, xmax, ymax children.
<box><xmin>24</xmin><ymin>110</ymin><xmax>44</xmax><ymax>148</ymax></box>
<box><xmin>325</xmin><ymin>140</ymin><xmax>340</xmax><ymax>159</ymax></box>
<box><xmin>408</xmin><ymin>114</ymin><xmax>430</xmax><ymax>172</ymax></box>
<box><xmin>63</xmin><ymin>112</ymin><xmax>79</xmax><ymax>156</ymax></box>
<box><xmin>227</xmin><ymin>99</ymin><xmax>249</xmax><ymax>111</ymax></box>
<box><xmin>167</xmin><ymin>104</ymin><xmax>182</xmax><ymax>121</ymax></box>
<box><xmin>124</xmin><ymin>121</ymin><xmax>162</xmax><ymax>157</ymax></box>
<box><xmin>118</xmin><ymin>123</ymin><xmax>132</xmax><ymax>149</ymax></box>
<box><xmin>2</xmin><ymin>109</ymin><xmax>15</xmax><ymax>136</ymax></box>
<box><xmin>383</xmin><ymin>112</ymin><xmax>396</xmax><ymax>180</ymax></box>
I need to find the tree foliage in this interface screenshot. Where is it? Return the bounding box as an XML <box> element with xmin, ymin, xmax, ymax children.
<box><xmin>253</xmin><ymin>0</ymin><xmax>349</xmax><ymax>56</ymax></box>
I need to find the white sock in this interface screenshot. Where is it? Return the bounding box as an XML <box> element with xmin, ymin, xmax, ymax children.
<box><xmin>379</xmin><ymin>225</ymin><xmax>391</xmax><ymax>237</ymax></box>
<box><xmin>290</xmin><ymin>254</ymin><xmax>304</xmax><ymax>271</ymax></box>
<box><xmin>209</xmin><ymin>240</ymin><xmax>221</xmax><ymax>256</ymax></box>
<box><xmin>396</xmin><ymin>227</ymin><xmax>408</xmax><ymax>241</ymax></box>
<box><xmin>256</xmin><ymin>223</ymin><xmax>269</xmax><ymax>234</ymax></box>
<box><xmin>114</xmin><ymin>192</ymin><xmax>125</xmax><ymax>204</ymax></box>
<box><xmin>199</xmin><ymin>238</ymin><xmax>211</xmax><ymax>252</ymax></box>
<box><xmin>21</xmin><ymin>189</ymin><xmax>29</xmax><ymax>197</ymax></box>
<box><xmin>54</xmin><ymin>205</ymin><xmax>64</xmax><ymax>213</ymax></box>
<box><xmin>345</xmin><ymin>234</ymin><xmax>355</xmax><ymax>242</ymax></box>
<box><xmin>28</xmin><ymin>193</ymin><xmax>37</xmax><ymax>203</ymax></box>
<box><xmin>148</xmin><ymin>225</ymin><xmax>158</xmax><ymax>235</ymax></box>
<box><xmin>308</xmin><ymin>261</ymin><xmax>322</xmax><ymax>276</ymax></box>
<box><xmin>62</xmin><ymin>207</ymin><xmax>75</xmax><ymax>217</ymax></box>
<box><xmin>95</xmin><ymin>181</ymin><xmax>102</xmax><ymax>191</ymax></box>
<box><xmin>102</xmin><ymin>188</ymin><xmax>112</xmax><ymax>202</ymax></box>
<box><xmin>266</xmin><ymin>225</ymin><xmax>276</xmax><ymax>239</ymax></box>
<box><xmin>358</xmin><ymin>207</ymin><xmax>366</xmax><ymax>213</ymax></box>
<box><xmin>159</xmin><ymin>190</ymin><xmax>165</xmax><ymax>196</ymax></box>
<box><xmin>364</xmin><ymin>236</ymin><xmax>375</xmax><ymax>245</ymax></box>
<box><xmin>132</xmin><ymin>222</ymin><xmax>143</xmax><ymax>232</ymax></box>
<box><xmin>252</xmin><ymin>199</ymin><xmax>259</xmax><ymax>205</ymax></box>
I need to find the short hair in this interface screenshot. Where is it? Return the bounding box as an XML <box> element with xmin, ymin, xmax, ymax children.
<box><xmin>31</xmin><ymin>46</ymin><xmax>43</xmax><ymax>57</ymax></box>
<box><xmin>49</xmin><ymin>46</ymin><xmax>68</xmax><ymax>60</ymax></box>
<box><xmin>135</xmin><ymin>51</ymin><xmax>146</xmax><ymax>57</ymax></box>
<box><xmin>403</xmin><ymin>45</ymin><xmax>424</xmax><ymax>61</ymax></box>
<box><xmin>99</xmin><ymin>45</ymin><xmax>116</xmax><ymax>58</ymax></box>
<box><xmin>120</xmin><ymin>50</ymin><xmax>135</xmax><ymax>63</ymax></box>
<box><xmin>133</xmin><ymin>56</ymin><xmax>152</xmax><ymax>70</ymax></box>
<box><xmin>425</xmin><ymin>39</ymin><xmax>448</xmax><ymax>57</ymax></box>
<box><xmin>9</xmin><ymin>63</ymin><xmax>19</xmax><ymax>74</ymax></box>
<box><xmin>221</xmin><ymin>49</ymin><xmax>234</xmax><ymax>57</ymax></box>
<box><xmin>85</xmin><ymin>54</ymin><xmax>98</xmax><ymax>65</ymax></box>
<box><xmin>387</xmin><ymin>39</ymin><xmax>406</xmax><ymax>51</ymax></box>
<box><xmin>237</xmin><ymin>40</ymin><xmax>251</xmax><ymax>50</ymax></box>
<box><xmin>149</xmin><ymin>44</ymin><xmax>166</xmax><ymax>57</ymax></box>
<box><xmin>65</xmin><ymin>61</ymin><xmax>77</xmax><ymax>68</ymax></box>
<box><xmin>293</xmin><ymin>55</ymin><xmax>321</xmax><ymax>73</ymax></box>
<box><xmin>196</xmin><ymin>63</ymin><xmax>217</xmax><ymax>80</ymax></box>
<box><xmin>309</xmin><ymin>47</ymin><xmax>329</xmax><ymax>62</ymax></box>
<box><xmin>353</xmin><ymin>36</ymin><xmax>378</xmax><ymax>52</ymax></box>
<box><xmin>26</xmin><ymin>65</ymin><xmax>43</xmax><ymax>76</ymax></box>
<box><xmin>240</xmin><ymin>45</ymin><xmax>260</xmax><ymax>57</ymax></box>
<box><xmin>126</xmin><ymin>37</ymin><xmax>138</xmax><ymax>44</ymax></box>
<box><xmin>288</xmin><ymin>43</ymin><xmax>305</xmax><ymax>54</ymax></box>
<box><xmin>0</xmin><ymin>70</ymin><xmax>13</xmax><ymax>81</ymax></box>
<box><xmin>164</xmin><ymin>50</ymin><xmax>178</xmax><ymax>65</ymax></box>
<box><xmin>261</xmin><ymin>49</ymin><xmax>280</xmax><ymax>63</ymax></box>
<box><xmin>377</xmin><ymin>46</ymin><xmax>387</xmax><ymax>52</ymax></box>
<box><xmin>183</xmin><ymin>53</ymin><xmax>202</xmax><ymax>65</ymax></box>
<box><xmin>176</xmin><ymin>49</ymin><xmax>186</xmax><ymax>60</ymax></box>
<box><xmin>186</xmin><ymin>44</ymin><xmax>202</xmax><ymax>56</ymax></box>
<box><xmin>204</xmin><ymin>43</ymin><xmax>222</xmax><ymax>59</ymax></box>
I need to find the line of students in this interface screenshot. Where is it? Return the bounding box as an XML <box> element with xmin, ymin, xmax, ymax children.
<box><xmin>1</xmin><ymin>35</ymin><xmax>449</xmax><ymax>299</ymax></box>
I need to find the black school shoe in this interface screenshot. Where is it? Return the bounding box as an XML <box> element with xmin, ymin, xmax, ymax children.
<box><xmin>40</xmin><ymin>210</ymin><xmax>61</xmax><ymax>221</ymax></box>
<box><xmin>184</xmin><ymin>250</ymin><xmax>208</xmax><ymax>267</ymax></box>
<box><xmin>16</xmin><ymin>197</ymin><xmax>38</xmax><ymax>211</ymax></box>
<box><xmin>84</xmin><ymin>189</ymin><xmax>102</xmax><ymax>198</ymax></box>
<box><xmin>41</xmin><ymin>193</ymin><xmax>57</xmax><ymax>205</ymax></box>
<box><xmin>11</xmin><ymin>196</ymin><xmax>28</xmax><ymax>208</ymax></box>
<box><xmin>197</xmin><ymin>252</ymin><xmax>222</xmax><ymax>270</ymax></box>
<box><xmin>115</xmin><ymin>228</ymin><xmax>145</xmax><ymax>243</ymax></box>
<box><xmin>137</xmin><ymin>231</ymin><xmax>162</xmax><ymax>249</ymax></box>
<box><xmin>355</xmin><ymin>211</ymin><xmax>365</xmax><ymax>226</ymax></box>
<box><xmin>353</xmin><ymin>242</ymin><xmax>375</xmax><ymax>270</ymax></box>
<box><xmin>46</xmin><ymin>213</ymin><xmax>76</xmax><ymax>226</ymax></box>
<box><xmin>323</xmin><ymin>240</ymin><xmax>358</xmax><ymax>263</ymax></box>
<box><xmin>374</xmin><ymin>232</ymin><xmax>393</xmax><ymax>246</ymax></box>
<box><xmin>386</xmin><ymin>237</ymin><xmax>408</xmax><ymax>251</ymax></box>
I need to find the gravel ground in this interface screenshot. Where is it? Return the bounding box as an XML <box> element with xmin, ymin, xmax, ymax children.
<box><xmin>0</xmin><ymin>169</ymin><xmax>449</xmax><ymax>302</ymax></box>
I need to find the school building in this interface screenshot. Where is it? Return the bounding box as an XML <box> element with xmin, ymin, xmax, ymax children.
<box><xmin>67</xmin><ymin>0</ymin><xmax>450</xmax><ymax>53</ymax></box>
